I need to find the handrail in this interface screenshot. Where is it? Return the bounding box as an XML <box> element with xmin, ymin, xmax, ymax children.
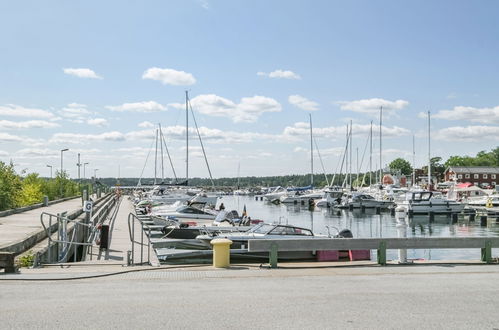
<box><xmin>127</xmin><ymin>213</ymin><xmax>151</xmax><ymax>266</ymax></box>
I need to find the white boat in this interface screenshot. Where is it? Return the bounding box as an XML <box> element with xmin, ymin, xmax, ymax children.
<box><xmin>467</xmin><ymin>194</ymin><xmax>499</xmax><ymax>208</ymax></box>
<box><xmin>263</xmin><ymin>186</ymin><xmax>288</xmax><ymax>202</ymax></box>
<box><xmin>315</xmin><ymin>189</ymin><xmax>344</xmax><ymax>208</ymax></box>
<box><xmin>279</xmin><ymin>189</ymin><xmax>323</xmax><ymax>204</ymax></box>
<box><xmin>339</xmin><ymin>192</ymin><xmax>393</xmax><ymax>209</ymax></box>
<box><xmin>397</xmin><ymin>191</ymin><xmax>465</xmax><ymax>214</ymax></box>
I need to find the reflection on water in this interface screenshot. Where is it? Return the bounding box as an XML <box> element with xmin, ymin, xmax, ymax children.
<box><xmin>221</xmin><ymin>195</ymin><xmax>499</xmax><ymax>261</ymax></box>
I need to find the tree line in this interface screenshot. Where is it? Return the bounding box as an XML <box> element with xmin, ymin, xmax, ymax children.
<box><xmin>0</xmin><ymin>161</ymin><xmax>82</xmax><ymax>211</ymax></box>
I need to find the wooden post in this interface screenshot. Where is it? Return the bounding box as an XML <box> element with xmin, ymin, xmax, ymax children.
<box><xmin>269</xmin><ymin>243</ymin><xmax>278</xmax><ymax>268</ymax></box>
<box><xmin>0</xmin><ymin>252</ymin><xmax>16</xmax><ymax>273</ymax></box>
<box><xmin>377</xmin><ymin>241</ymin><xmax>387</xmax><ymax>266</ymax></box>
<box><xmin>481</xmin><ymin>240</ymin><xmax>492</xmax><ymax>263</ymax></box>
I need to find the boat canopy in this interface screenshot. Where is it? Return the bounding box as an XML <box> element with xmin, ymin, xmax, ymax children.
<box><xmin>287</xmin><ymin>185</ymin><xmax>313</xmax><ymax>192</ymax></box>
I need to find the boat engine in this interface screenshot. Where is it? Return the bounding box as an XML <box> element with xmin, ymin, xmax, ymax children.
<box><xmin>336</xmin><ymin>229</ymin><xmax>353</xmax><ymax>238</ymax></box>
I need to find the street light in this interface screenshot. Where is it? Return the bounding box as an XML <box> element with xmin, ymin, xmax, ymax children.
<box><xmin>83</xmin><ymin>162</ymin><xmax>89</xmax><ymax>180</ymax></box>
<box><xmin>60</xmin><ymin>148</ymin><xmax>69</xmax><ymax>177</ymax></box>
<box><xmin>94</xmin><ymin>168</ymin><xmax>99</xmax><ymax>179</ymax></box>
<box><xmin>46</xmin><ymin>165</ymin><xmax>52</xmax><ymax>179</ymax></box>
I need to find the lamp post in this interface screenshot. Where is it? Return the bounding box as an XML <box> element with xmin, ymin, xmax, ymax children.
<box><xmin>83</xmin><ymin>162</ymin><xmax>89</xmax><ymax>180</ymax></box>
<box><xmin>94</xmin><ymin>168</ymin><xmax>99</xmax><ymax>180</ymax></box>
<box><xmin>60</xmin><ymin>148</ymin><xmax>69</xmax><ymax>197</ymax></box>
<box><xmin>60</xmin><ymin>148</ymin><xmax>69</xmax><ymax>177</ymax></box>
<box><xmin>46</xmin><ymin>165</ymin><xmax>52</xmax><ymax>179</ymax></box>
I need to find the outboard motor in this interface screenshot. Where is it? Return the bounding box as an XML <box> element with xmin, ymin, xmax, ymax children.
<box><xmin>336</xmin><ymin>229</ymin><xmax>353</xmax><ymax>238</ymax></box>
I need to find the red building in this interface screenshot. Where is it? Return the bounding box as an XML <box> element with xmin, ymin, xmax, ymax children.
<box><xmin>444</xmin><ymin>166</ymin><xmax>499</xmax><ymax>188</ymax></box>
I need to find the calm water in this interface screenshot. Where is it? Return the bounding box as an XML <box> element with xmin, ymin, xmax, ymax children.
<box><xmin>220</xmin><ymin>195</ymin><xmax>499</xmax><ymax>261</ymax></box>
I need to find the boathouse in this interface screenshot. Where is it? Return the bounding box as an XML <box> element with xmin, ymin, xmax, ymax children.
<box><xmin>444</xmin><ymin>166</ymin><xmax>499</xmax><ymax>188</ymax></box>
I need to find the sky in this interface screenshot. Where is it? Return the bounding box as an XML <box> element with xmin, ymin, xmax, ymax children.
<box><xmin>1</xmin><ymin>0</ymin><xmax>498</xmax><ymax>180</ymax></box>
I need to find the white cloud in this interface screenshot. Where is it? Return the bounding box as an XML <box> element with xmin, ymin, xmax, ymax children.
<box><xmin>199</xmin><ymin>0</ymin><xmax>209</xmax><ymax>9</ymax></box>
<box><xmin>0</xmin><ymin>104</ymin><xmax>55</xmax><ymax>119</ymax></box>
<box><xmin>142</xmin><ymin>67</ymin><xmax>196</xmax><ymax>85</ymax></box>
<box><xmin>59</xmin><ymin>104</ymin><xmax>91</xmax><ymax>118</ymax></box>
<box><xmin>105</xmin><ymin>101</ymin><xmax>166</xmax><ymax>113</ymax></box>
<box><xmin>282</xmin><ymin>122</ymin><xmax>410</xmax><ymax>141</ymax></box>
<box><xmin>257</xmin><ymin>70</ymin><xmax>301</xmax><ymax>80</ymax></box>
<box><xmin>87</xmin><ymin>118</ymin><xmax>108</xmax><ymax>127</ymax></box>
<box><xmin>288</xmin><ymin>95</ymin><xmax>319</xmax><ymax>111</ymax></box>
<box><xmin>0</xmin><ymin>120</ymin><xmax>59</xmax><ymax>129</ymax></box>
<box><xmin>337</xmin><ymin>98</ymin><xmax>409</xmax><ymax>114</ymax></box>
<box><xmin>50</xmin><ymin>131</ymin><xmax>126</xmax><ymax>144</ymax></box>
<box><xmin>63</xmin><ymin>68</ymin><xmax>102</xmax><ymax>79</ymax></box>
<box><xmin>433</xmin><ymin>125</ymin><xmax>499</xmax><ymax>142</ymax></box>
<box><xmin>432</xmin><ymin>105</ymin><xmax>499</xmax><ymax>124</ymax></box>
<box><xmin>0</xmin><ymin>150</ymin><xmax>8</xmax><ymax>157</ymax></box>
<box><xmin>184</xmin><ymin>94</ymin><xmax>282</xmax><ymax>123</ymax></box>
<box><xmin>0</xmin><ymin>132</ymin><xmax>23</xmax><ymax>142</ymax></box>
<box><xmin>138</xmin><ymin>121</ymin><xmax>155</xmax><ymax>128</ymax></box>
<box><xmin>16</xmin><ymin>148</ymin><xmax>59</xmax><ymax>157</ymax></box>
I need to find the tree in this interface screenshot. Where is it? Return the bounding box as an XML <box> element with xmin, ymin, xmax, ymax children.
<box><xmin>389</xmin><ymin>158</ymin><xmax>412</xmax><ymax>175</ymax></box>
<box><xmin>0</xmin><ymin>161</ymin><xmax>22</xmax><ymax>211</ymax></box>
<box><xmin>19</xmin><ymin>173</ymin><xmax>44</xmax><ymax>206</ymax></box>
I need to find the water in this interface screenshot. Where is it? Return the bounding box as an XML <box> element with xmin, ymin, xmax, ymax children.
<box><xmin>220</xmin><ymin>195</ymin><xmax>499</xmax><ymax>261</ymax></box>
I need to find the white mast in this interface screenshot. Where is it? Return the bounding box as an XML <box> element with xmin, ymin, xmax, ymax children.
<box><xmin>412</xmin><ymin>134</ymin><xmax>416</xmax><ymax>186</ymax></box>
<box><xmin>310</xmin><ymin>114</ymin><xmax>314</xmax><ymax>187</ymax></box>
<box><xmin>185</xmin><ymin>91</ymin><xmax>189</xmax><ymax>184</ymax></box>
<box><xmin>369</xmin><ymin>120</ymin><xmax>373</xmax><ymax>186</ymax></box>
<box><xmin>159</xmin><ymin>123</ymin><xmax>164</xmax><ymax>183</ymax></box>
<box><xmin>379</xmin><ymin>106</ymin><xmax>383</xmax><ymax>185</ymax></box>
<box><xmin>154</xmin><ymin>127</ymin><xmax>158</xmax><ymax>184</ymax></box>
<box><xmin>428</xmin><ymin>110</ymin><xmax>431</xmax><ymax>190</ymax></box>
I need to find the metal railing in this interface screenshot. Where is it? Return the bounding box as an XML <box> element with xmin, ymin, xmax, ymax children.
<box><xmin>127</xmin><ymin>213</ymin><xmax>151</xmax><ymax>266</ymax></box>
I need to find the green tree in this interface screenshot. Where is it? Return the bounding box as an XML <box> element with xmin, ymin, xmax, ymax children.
<box><xmin>389</xmin><ymin>158</ymin><xmax>412</xmax><ymax>175</ymax></box>
<box><xmin>19</xmin><ymin>173</ymin><xmax>44</xmax><ymax>206</ymax></box>
<box><xmin>0</xmin><ymin>161</ymin><xmax>23</xmax><ymax>211</ymax></box>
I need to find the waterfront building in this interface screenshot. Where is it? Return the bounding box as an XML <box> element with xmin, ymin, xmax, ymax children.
<box><xmin>444</xmin><ymin>166</ymin><xmax>499</xmax><ymax>188</ymax></box>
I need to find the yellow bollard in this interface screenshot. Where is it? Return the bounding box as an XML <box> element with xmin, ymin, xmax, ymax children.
<box><xmin>210</xmin><ymin>238</ymin><xmax>232</xmax><ymax>268</ymax></box>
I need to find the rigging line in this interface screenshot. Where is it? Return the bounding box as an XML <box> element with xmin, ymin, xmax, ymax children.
<box><xmin>135</xmin><ymin>135</ymin><xmax>156</xmax><ymax>192</ymax></box>
<box><xmin>313</xmin><ymin>137</ymin><xmax>329</xmax><ymax>186</ymax></box>
<box><xmin>332</xmin><ymin>125</ymin><xmax>349</xmax><ymax>187</ymax></box>
<box><xmin>159</xmin><ymin>124</ymin><xmax>165</xmax><ymax>182</ymax></box>
<box><xmin>188</xmin><ymin>97</ymin><xmax>215</xmax><ymax>187</ymax></box>
<box><xmin>160</xmin><ymin>127</ymin><xmax>178</xmax><ymax>181</ymax></box>
<box><xmin>357</xmin><ymin>130</ymin><xmax>371</xmax><ymax>187</ymax></box>
<box><xmin>340</xmin><ymin>126</ymin><xmax>352</xmax><ymax>188</ymax></box>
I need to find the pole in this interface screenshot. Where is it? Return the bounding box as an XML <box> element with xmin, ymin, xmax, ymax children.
<box><xmin>412</xmin><ymin>135</ymin><xmax>416</xmax><ymax>186</ymax></box>
<box><xmin>428</xmin><ymin>110</ymin><xmax>431</xmax><ymax>190</ymax></box>
<box><xmin>47</xmin><ymin>165</ymin><xmax>52</xmax><ymax>179</ymax></box>
<box><xmin>369</xmin><ymin>121</ymin><xmax>373</xmax><ymax>186</ymax></box>
<box><xmin>185</xmin><ymin>90</ymin><xmax>189</xmax><ymax>184</ymax></box>
<box><xmin>309</xmin><ymin>114</ymin><xmax>313</xmax><ymax>187</ymax></box>
<box><xmin>154</xmin><ymin>127</ymin><xmax>158</xmax><ymax>185</ymax></box>
<box><xmin>77</xmin><ymin>153</ymin><xmax>81</xmax><ymax>182</ymax></box>
<box><xmin>83</xmin><ymin>163</ymin><xmax>88</xmax><ymax>180</ymax></box>
<box><xmin>349</xmin><ymin>121</ymin><xmax>352</xmax><ymax>189</ymax></box>
<box><xmin>159</xmin><ymin>123</ymin><xmax>164</xmax><ymax>183</ymax></box>
<box><xmin>60</xmin><ymin>148</ymin><xmax>68</xmax><ymax>197</ymax></box>
<box><xmin>379</xmin><ymin>106</ymin><xmax>383</xmax><ymax>185</ymax></box>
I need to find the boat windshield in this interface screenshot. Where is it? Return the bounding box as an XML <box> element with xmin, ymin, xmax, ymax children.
<box><xmin>269</xmin><ymin>225</ymin><xmax>313</xmax><ymax>236</ymax></box>
<box><xmin>248</xmin><ymin>223</ymin><xmax>276</xmax><ymax>234</ymax></box>
<box><xmin>177</xmin><ymin>206</ymin><xmax>208</xmax><ymax>215</ymax></box>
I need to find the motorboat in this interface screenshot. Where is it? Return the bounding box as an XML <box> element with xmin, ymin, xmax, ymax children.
<box><xmin>338</xmin><ymin>192</ymin><xmax>393</xmax><ymax>209</ymax></box>
<box><xmin>262</xmin><ymin>186</ymin><xmax>288</xmax><ymax>202</ymax></box>
<box><xmin>467</xmin><ymin>194</ymin><xmax>499</xmax><ymax>208</ymax></box>
<box><xmin>279</xmin><ymin>189</ymin><xmax>324</xmax><ymax>204</ymax></box>
<box><xmin>315</xmin><ymin>190</ymin><xmax>344</xmax><ymax>208</ymax></box>
<box><xmin>196</xmin><ymin>222</ymin><xmax>353</xmax><ymax>251</ymax></box>
<box><xmin>396</xmin><ymin>191</ymin><xmax>465</xmax><ymax>214</ymax></box>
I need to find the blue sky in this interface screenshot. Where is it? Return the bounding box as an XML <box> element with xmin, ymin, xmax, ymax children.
<box><xmin>1</xmin><ymin>1</ymin><xmax>498</xmax><ymax>179</ymax></box>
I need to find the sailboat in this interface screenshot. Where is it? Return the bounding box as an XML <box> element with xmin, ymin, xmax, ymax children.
<box><xmin>395</xmin><ymin>111</ymin><xmax>464</xmax><ymax>214</ymax></box>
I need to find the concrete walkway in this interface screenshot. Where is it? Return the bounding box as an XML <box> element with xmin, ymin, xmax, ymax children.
<box><xmin>0</xmin><ymin>198</ymin><xmax>83</xmax><ymax>253</ymax></box>
<box><xmin>1</xmin><ymin>263</ymin><xmax>499</xmax><ymax>329</ymax></box>
<box><xmin>84</xmin><ymin>196</ymin><xmax>160</xmax><ymax>266</ymax></box>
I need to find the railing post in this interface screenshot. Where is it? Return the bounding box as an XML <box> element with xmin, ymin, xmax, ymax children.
<box><xmin>481</xmin><ymin>240</ymin><xmax>492</xmax><ymax>263</ymax></box>
<box><xmin>269</xmin><ymin>243</ymin><xmax>278</xmax><ymax>268</ymax></box>
<box><xmin>377</xmin><ymin>241</ymin><xmax>387</xmax><ymax>266</ymax></box>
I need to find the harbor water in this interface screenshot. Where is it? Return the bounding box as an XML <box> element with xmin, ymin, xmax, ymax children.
<box><xmin>220</xmin><ymin>195</ymin><xmax>499</xmax><ymax>261</ymax></box>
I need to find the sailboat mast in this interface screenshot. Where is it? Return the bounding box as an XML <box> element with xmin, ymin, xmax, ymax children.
<box><xmin>349</xmin><ymin>121</ymin><xmax>352</xmax><ymax>189</ymax></box>
<box><xmin>154</xmin><ymin>127</ymin><xmax>158</xmax><ymax>184</ymax></box>
<box><xmin>379</xmin><ymin>106</ymin><xmax>383</xmax><ymax>185</ymax></box>
<box><xmin>310</xmin><ymin>114</ymin><xmax>313</xmax><ymax>187</ymax></box>
<box><xmin>185</xmin><ymin>91</ymin><xmax>189</xmax><ymax>184</ymax></box>
<box><xmin>159</xmin><ymin>123</ymin><xmax>164</xmax><ymax>183</ymax></box>
<box><xmin>369</xmin><ymin>120</ymin><xmax>373</xmax><ymax>186</ymax></box>
<box><xmin>412</xmin><ymin>134</ymin><xmax>416</xmax><ymax>186</ymax></box>
<box><xmin>428</xmin><ymin>110</ymin><xmax>431</xmax><ymax>190</ymax></box>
